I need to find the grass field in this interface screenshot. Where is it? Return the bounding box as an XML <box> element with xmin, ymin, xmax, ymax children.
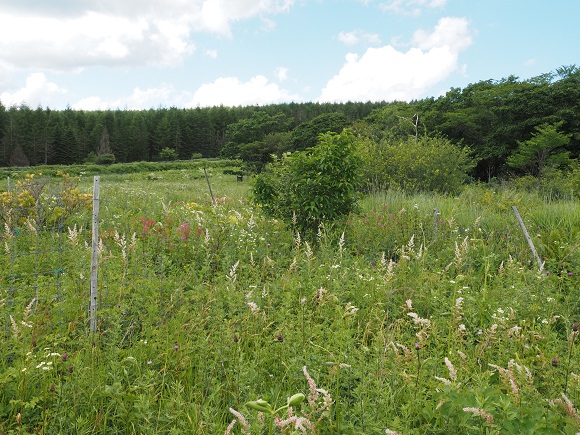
<box><xmin>1</xmin><ymin>165</ymin><xmax>580</xmax><ymax>434</ymax></box>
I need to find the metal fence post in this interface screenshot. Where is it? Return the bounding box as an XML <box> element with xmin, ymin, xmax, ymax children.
<box><xmin>90</xmin><ymin>176</ymin><xmax>100</xmax><ymax>333</ymax></box>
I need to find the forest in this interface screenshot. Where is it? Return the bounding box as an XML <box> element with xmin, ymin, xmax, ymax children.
<box><xmin>0</xmin><ymin>65</ymin><xmax>578</xmax><ymax>182</ymax></box>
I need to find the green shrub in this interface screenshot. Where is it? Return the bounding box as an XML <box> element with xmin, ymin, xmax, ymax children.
<box><xmin>360</xmin><ymin>136</ymin><xmax>476</xmax><ymax>194</ymax></box>
<box><xmin>95</xmin><ymin>153</ymin><xmax>116</xmax><ymax>165</ymax></box>
<box><xmin>253</xmin><ymin>129</ymin><xmax>363</xmax><ymax>235</ymax></box>
<box><xmin>159</xmin><ymin>148</ymin><xmax>178</xmax><ymax>161</ymax></box>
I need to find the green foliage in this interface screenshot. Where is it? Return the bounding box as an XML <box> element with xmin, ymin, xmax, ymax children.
<box><xmin>290</xmin><ymin>112</ymin><xmax>349</xmax><ymax>151</ymax></box>
<box><xmin>159</xmin><ymin>147</ymin><xmax>178</xmax><ymax>161</ymax></box>
<box><xmin>95</xmin><ymin>153</ymin><xmax>116</xmax><ymax>165</ymax></box>
<box><xmin>0</xmin><ymin>172</ymin><xmax>92</xmax><ymax>228</ymax></box>
<box><xmin>3</xmin><ymin>162</ymin><xmax>580</xmax><ymax>433</ymax></box>
<box><xmin>253</xmin><ymin>129</ymin><xmax>363</xmax><ymax>235</ymax></box>
<box><xmin>360</xmin><ymin>135</ymin><xmax>476</xmax><ymax>194</ymax></box>
<box><xmin>190</xmin><ymin>152</ymin><xmax>203</xmax><ymax>159</ymax></box>
<box><xmin>507</xmin><ymin>121</ymin><xmax>572</xmax><ymax>180</ymax></box>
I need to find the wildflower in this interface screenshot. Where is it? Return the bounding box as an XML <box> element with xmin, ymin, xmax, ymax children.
<box><xmin>68</xmin><ymin>365</ymin><xmax>74</xmax><ymax>373</ymax></box>
<box><xmin>277</xmin><ymin>333</ymin><xmax>284</xmax><ymax>342</ymax></box>
<box><xmin>147</xmin><ymin>360</ymin><xmax>152</xmax><ymax>365</ymax></box>
<box><xmin>173</xmin><ymin>344</ymin><xmax>179</xmax><ymax>351</ymax></box>
<box><xmin>434</xmin><ymin>376</ymin><xmax>452</xmax><ymax>386</ymax></box>
<box><xmin>177</xmin><ymin>222</ymin><xmax>190</xmax><ymax>241</ymax></box>
<box><xmin>552</xmin><ymin>357</ymin><xmax>559</xmax><ymax>367</ymax></box>
<box><xmin>551</xmin><ymin>393</ymin><xmax>580</xmax><ymax>420</ymax></box>
<box><xmin>61</xmin><ymin>353</ymin><xmax>68</xmax><ymax>362</ymax></box>
<box><xmin>224</xmin><ymin>419</ymin><xmax>237</xmax><ymax>435</ymax></box>
<box><xmin>415</xmin><ymin>342</ymin><xmax>420</xmax><ymax>351</ymax></box>
<box><xmin>303</xmin><ymin>366</ymin><xmax>319</xmax><ymax>407</ymax></box>
<box><xmin>407</xmin><ymin>312</ymin><xmax>431</xmax><ymax>327</ymax></box>
<box><xmin>247</xmin><ymin>302</ymin><xmax>260</xmax><ymax>314</ymax></box>
<box><xmin>228</xmin><ymin>408</ymin><xmax>251</xmax><ymax>435</ymax></box>
<box><xmin>463</xmin><ymin>407</ymin><xmax>495</xmax><ymax>426</ymax></box>
<box><xmin>344</xmin><ymin>302</ymin><xmax>358</xmax><ymax>317</ymax></box>
<box><xmin>573</xmin><ymin>323</ymin><xmax>579</xmax><ymax>332</ymax></box>
<box><xmin>445</xmin><ymin>357</ymin><xmax>457</xmax><ymax>381</ymax></box>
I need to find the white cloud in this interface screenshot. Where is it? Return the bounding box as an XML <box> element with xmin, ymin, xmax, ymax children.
<box><xmin>190</xmin><ymin>75</ymin><xmax>301</xmax><ymax>107</ymax></box>
<box><xmin>0</xmin><ymin>0</ymin><xmax>294</xmax><ymax>70</ymax></box>
<box><xmin>0</xmin><ymin>73</ymin><xmax>65</xmax><ymax>107</ymax></box>
<box><xmin>412</xmin><ymin>17</ymin><xmax>471</xmax><ymax>52</ymax></box>
<box><xmin>204</xmin><ymin>49</ymin><xmax>219</xmax><ymax>59</ymax></box>
<box><xmin>72</xmin><ymin>85</ymin><xmax>177</xmax><ymax>110</ymax></box>
<box><xmin>319</xmin><ymin>17</ymin><xmax>471</xmax><ymax>103</ymax></box>
<box><xmin>338</xmin><ymin>30</ymin><xmax>381</xmax><ymax>46</ymax></box>
<box><xmin>275</xmin><ymin>67</ymin><xmax>288</xmax><ymax>82</ymax></box>
<box><xmin>380</xmin><ymin>0</ymin><xmax>447</xmax><ymax>16</ymax></box>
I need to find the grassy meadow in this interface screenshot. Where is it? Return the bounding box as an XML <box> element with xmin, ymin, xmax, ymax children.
<box><xmin>1</xmin><ymin>164</ymin><xmax>580</xmax><ymax>434</ymax></box>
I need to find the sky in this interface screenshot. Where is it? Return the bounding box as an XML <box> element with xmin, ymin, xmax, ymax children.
<box><xmin>0</xmin><ymin>0</ymin><xmax>577</xmax><ymax>111</ymax></box>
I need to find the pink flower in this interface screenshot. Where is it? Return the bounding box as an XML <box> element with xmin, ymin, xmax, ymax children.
<box><xmin>177</xmin><ymin>222</ymin><xmax>191</xmax><ymax>241</ymax></box>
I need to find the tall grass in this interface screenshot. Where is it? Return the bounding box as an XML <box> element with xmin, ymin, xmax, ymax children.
<box><xmin>1</xmin><ymin>172</ymin><xmax>580</xmax><ymax>433</ymax></box>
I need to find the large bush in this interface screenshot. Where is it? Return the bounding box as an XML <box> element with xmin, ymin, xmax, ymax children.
<box><xmin>253</xmin><ymin>130</ymin><xmax>363</xmax><ymax>235</ymax></box>
<box><xmin>360</xmin><ymin>135</ymin><xmax>476</xmax><ymax>194</ymax></box>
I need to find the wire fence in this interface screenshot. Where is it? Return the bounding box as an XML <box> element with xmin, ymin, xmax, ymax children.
<box><xmin>1</xmin><ymin>172</ymin><xmax>248</xmax><ymax>344</ymax></box>
<box><xmin>1</xmin><ymin>176</ymin><xmax>72</xmax><ymax>339</ymax></box>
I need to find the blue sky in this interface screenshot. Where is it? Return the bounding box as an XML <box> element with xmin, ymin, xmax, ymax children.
<box><xmin>0</xmin><ymin>0</ymin><xmax>577</xmax><ymax>110</ymax></box>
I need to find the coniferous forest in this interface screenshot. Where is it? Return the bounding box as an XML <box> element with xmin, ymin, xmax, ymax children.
<box><xmin>0</xmin><ymin>66</ymin><xmax>579</xmax><ymax>182</ymax></box>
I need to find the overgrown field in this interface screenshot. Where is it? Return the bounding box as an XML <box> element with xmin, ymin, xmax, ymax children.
<box><xmin>1</xmin><ymin>167</ymin><xmax>580</xmax><ymax>434</ymax></box>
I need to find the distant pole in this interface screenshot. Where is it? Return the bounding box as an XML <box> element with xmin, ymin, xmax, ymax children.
<box><xmin>203</xmin><ymin>167</ymin><xmax>215</xmax><ymax>204</ymax></box>
<box><xmin>90</xmin><ymin>176</ymin><xmax>100</xmax><ymax>334</ymax></box>
<box><xmin>512</xmin><ymin>206</ymin><xmax>544</xmax><ymax>272</ymax></box>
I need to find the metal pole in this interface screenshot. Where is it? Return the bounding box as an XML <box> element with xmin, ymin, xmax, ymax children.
<box><xmin>90</xmin><ymin>176</ymin><xmax>100</xmax><ymax>333</ymax></box>
<box><xmin>512</xmin><ymin>206</ymin><xmax>544</xmax><ymax>272</ymax></box>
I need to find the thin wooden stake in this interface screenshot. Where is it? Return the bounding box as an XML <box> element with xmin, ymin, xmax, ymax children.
<box><xmin>512</xmin><ymin>206</ymin><xmax>544</xmax><ymax>272</ymax></box>
<box><xmin>203</xmin><ymin>167</ymin><xmax>215</xmax><ymax>204</ymax></box>
<box><xmin>90</xmin><ymin>176</ymin><xmax>100</xmax><ymax>334</ymax></box>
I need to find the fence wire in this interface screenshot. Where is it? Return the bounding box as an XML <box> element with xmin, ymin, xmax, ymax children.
<box><xmin>1</xmin><ymin>177</ymin><xmax>70</xmax><ymax>338</ymax></box>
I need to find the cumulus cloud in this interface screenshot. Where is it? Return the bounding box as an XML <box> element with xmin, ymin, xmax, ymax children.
<box><xmin>380</xmin><ymin>0</ymin><xmax>447</xmax><ymax>16</ymax></box>
<box><xmin>72</xmin><ymin>85</ymin><xmax>178</xmax><ymax>110</ymax></box>
<box><xmin>338</xmin><ymin>30</ymin><xmax>381</xmax><ymax>46</ymax></box>
<box><xmin>190</xmin><ymin>75</ymin><xmax>301</xmax><ymax>107</ymax></box>
<box><xmin>0</xmin><ymin>73</ymin><xmax>65</xmax><ymax>107</ymax></box>
<box><xmin>319</xmin><ymin>17</ymin><xmax>471</xmax><ymax>103</ymax></box>
<box><xmin>0</xmin><ymin>0</ymin><xmax>294</xmax><ymax>70</ymax></box>
<box><xmin>412</xmin><ymin>16</ymin><xmax>471</xmax><ymax>51</ymax></box>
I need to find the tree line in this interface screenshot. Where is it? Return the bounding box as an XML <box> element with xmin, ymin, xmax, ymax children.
<box><xmin>0</xmin><ymin>65</ymin><xmax>578</xmax><ymax>181</ymax></box>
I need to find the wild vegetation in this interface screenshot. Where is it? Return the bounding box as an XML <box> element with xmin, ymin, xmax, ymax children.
<box><xmin>1</xmin><ymin>66</ymin><xmax>579</xmax><ymax>183</ymax></box>
<box><xmin>0</xmin><ymin>64</ymin><xmax>580</xmax><ymax>433</ymax></box>
<box><xmin>0</xmin><ymin>158</ymin><xmax>579</xmax><ymax>433</ymax></box>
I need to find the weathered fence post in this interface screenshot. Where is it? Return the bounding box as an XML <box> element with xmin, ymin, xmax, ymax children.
<box><xmin>512</xmin><ymin>205</ymin><xmax>544</xmax><ymax>272</ymax></box>
<box><xmin>203</xmin><ymin>167</ymin><xmax>215</xmax><ymax>204</ymax></box>
<box><xmin>90</xmin><ymin>176</ymin><xmax>100</xmax><ymax>333</ymax></box>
